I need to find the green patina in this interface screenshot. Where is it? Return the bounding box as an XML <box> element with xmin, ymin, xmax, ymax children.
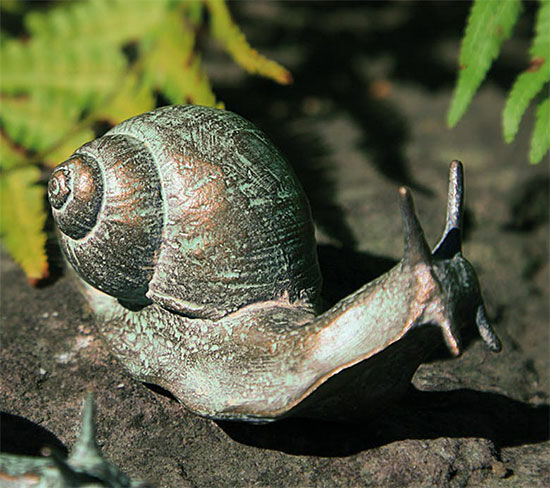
<box><xmin>48</xmin><ymin>106</ymin><xmax>500</xmax><ymax>422</ymax></box>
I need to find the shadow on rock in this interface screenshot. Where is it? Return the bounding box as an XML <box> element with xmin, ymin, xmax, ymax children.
<box><xmin>505</xmin><ymin>174</ymin><xmax>549</xmax><ymax>232</ymax></box>
<box><xmin>317</xmin><ymin>243</ymin><xmax>397</xmax><ymax>304</ymax></box>
<box><xmin>0</xmin><ymin>412</ymin><xmax>68</xmax><ymax>457</ymax></box>
<box><xmin>217</xmin><ymin>388</ymin><xmax>549</xmax><ymax>456</ymax></box>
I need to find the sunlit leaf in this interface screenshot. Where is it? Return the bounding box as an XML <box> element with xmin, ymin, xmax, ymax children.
<box><xmin>94</xmin><ymin>72</ymin><xmax>155</xmax><ymax>125</ymax></box>
<box><xmin>503</xmin><ymin>0</ymin><xmax>550</xmax><ymax>143</ymax></box>
<box><xmin>25</xmin><ymin>0</ymin><xmax>168</xmax><ymax>45</ymax></box>
<box><xmin>0</xmin><ymin>0</ymin><xmax>291</xmax><ymax>281</ymax></box>
<box><xmin>0</xmin><ymin>166</ymin><xmax>48</xmax><ymax>282</ymax></box>
<box><xmin>1</xmin><ymin>95</ymin><xmax>81</xmax><ymax>152</ymax></box>
<box><xmin>0</xmin><ymin>132</ymin><xmax>28</xmax><ymax>170</ymax></box>
<box><xmin>448</xmin><ymin>0</ymin><xmax>522</xmax><ymax>127</ymax></box>
<box><xmin>142</xmin><ymin>11</ymin><xmax>220</xmax><ymax>106</ymax></box>
<box><xmin>205</xmin><ymin>0</ymin><xmax>292</xmax><ymax>85</ymax></box>
<box><xmin>43</xmin><ymin>128</ymin><xmax>96</xmax><ymax>168</ymax></box>
<box><xmin>530</xmin><ymin>97</ymin><xmax>550</xmax><ymax>164</ymax></box>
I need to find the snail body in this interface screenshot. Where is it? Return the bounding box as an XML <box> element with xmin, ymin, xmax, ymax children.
<box><xmin>48</xmin><ymin>105</ymin><xmax>500</xmax><ymax>422</ymax></box>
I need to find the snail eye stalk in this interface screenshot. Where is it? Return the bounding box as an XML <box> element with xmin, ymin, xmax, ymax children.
<box><xmin>434</xmin><ymin>160</ymin><xmax>464</xmax><ymax>259</ymax></box>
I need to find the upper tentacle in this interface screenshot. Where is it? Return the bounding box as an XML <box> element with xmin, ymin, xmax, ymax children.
<box><xmin>433</xmin><ymin>160</ymin><xmax>464</xmax><ymax>258</ymax></box>
<box><xmin>398</xmin><ymin>186</ymin><xmax>431</xmax><ymax>265</ymax></box>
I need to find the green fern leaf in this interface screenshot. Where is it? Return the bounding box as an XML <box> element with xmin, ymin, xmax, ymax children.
<box><xmin>1</xmin><ymin>37</ymin><xmax>127</xmax><ymax>103</ymax></box>
<box><xmin>448</xmin><ymin>0</ymin><xmax>522</xmax><ymax>127</ymax></box>
<box><xmin>0</xmin><ymin>0</ymin><xmax>292</xmax><ymax>281</ymax></box>
<box><xmin>503</xmin><ymin>0</ymin><xmax>550</xmax><ymax>143</ymax></box>
<box><xmin>94</xmin><ymin>71</ymin><xmax>155</xmax><ymax>125</ymax></box>
<box><xmin>142</xmin><ymin>11</ymin><xmax>219</xmax><ymax>106</ymax></box>
<box><xmin>503</xmin><ymin>70</ymin><xmax>550</xmax><ymax>143</ymax></box>
<box><xmin>1</xmin><ymin>95</ymin><xmax>82</xmax><ymax>152</ymax></box>
<box><xmin>0</xmin><ymin>0</ymin><xmax>173</xmax><ymax>155</ymax></box>
<box><xmin>25</xmin><ymin>0</ymin><xmax>169</xmax><ymax>45</ymax></box>
<box><xmin>530</xmin><ymin>97</ymin><xmax>550</xmax><ymax>163</ymax></box>
<box><xmin>205</xmin><ymin>0</ymin><xmax>292</xmax><ymax>85</ymax></box>
<box><xmin>0</xmin><ymin>166</ymin><xmax>48</xmax><ymax>281</ymax></box>
<box><xmin>43</xmin><ymin>128</ymin><xmax>96</xmax><ymax>168</ymax></box>
<box><xmin>185</xmin><ymin>0</ymin><xmax>205</xmax><ymax>26</ymax></box>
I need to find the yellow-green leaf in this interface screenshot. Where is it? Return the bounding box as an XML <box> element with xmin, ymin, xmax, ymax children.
<box><xmin>502</xmin><ymin>66</ymin><xmax>550</xmax><ymax>143</ymax></box>
<box><xmin>0</xmin><ymin>0</ymin><xmax>295</xmax><ymax>281</ymax></box>
<box><xmin>530</xmin><ymin>97</ymin><xmax>550</xmax><ymax>164</ymax></box>
<box><xmin>0</xmin><ymin>166</ymin><xmax>48</xmax><ymax>282</ymax></box>
<box><xmin>0</xmin><ymin>132</ymin><xmax>28</xmax><ymax>170</ymax></box>
<box><xmin>43</xmin><ymin>128</ymin><xmax>95</xmax><ymax>168</ymax></box>
<box><xmin>205</xmin><ymin>0</ymin><xmax>292</xmax><ymax>85</ymax></box>
<box><xmin>94</xmin><ymin>72</ymin><xmax>155</xmax><ymax>125</ymax></box>
<box><xmin>142</xmin><ymin>11</ymin><xmax>219</xmax><ymax>106</ymax></box>
<box><xmin>25</xmin><ymin>0</ymin><xmax>169</xmax><ymax>45</ymax></box>
<box><xmin>0</xmin><ymin>95</ymin><xmax>82</xmax><ymax>152</ymax></box>
<box><xmin>1</xmin><ymin>37</ymin><xmax>126</xmax><ymax>103</ymax></box>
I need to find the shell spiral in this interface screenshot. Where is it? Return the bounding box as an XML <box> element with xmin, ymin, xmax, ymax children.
<box><xmin>48</xmin><ymin>105</ymin><xmax>322</xmax><ymax>319</ymax></box>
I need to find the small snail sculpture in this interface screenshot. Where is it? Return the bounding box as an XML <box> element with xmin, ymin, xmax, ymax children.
<box><xmin>48</xmin><ymin>105</ymin><xmax>501</xmax><ymax>423</ymax></box>
<box><xmin>0</xmin><ymin>394</ymin><xmax>150</xmax><ymax>487</ymax></box>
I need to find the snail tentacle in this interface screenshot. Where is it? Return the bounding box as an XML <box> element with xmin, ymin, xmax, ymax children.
<box><xmin>476</xmin><ymin>304</ymin><xmax>502</xmax><ymax>352</ymax></box>
<box><xmin>398</xmin><ymin>186</ymin><xmax>431</xmax><ymax>266</ymax></box>
<box><xmin>433</xmin><ymin>160</ymin><xmax>464</xmax><ymax>259</ymax></box>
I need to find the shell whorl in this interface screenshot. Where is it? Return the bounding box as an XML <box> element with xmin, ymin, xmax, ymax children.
<box><xmin>48</xmin><ymin>155</ymin><xmax>103</xmax><ymax>239</ymax></box>
<box><xmin>49</xmin><ymin>134</ymin><xmax>164</xmax><ymax>304</ymax></box>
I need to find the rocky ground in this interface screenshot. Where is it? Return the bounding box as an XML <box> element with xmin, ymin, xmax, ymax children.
<box><xmin>1</xmin><ymin>2</ymin><xmax>548</xmax><ymax>487</ymax></box>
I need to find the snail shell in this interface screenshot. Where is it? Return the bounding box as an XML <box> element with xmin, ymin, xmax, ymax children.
<box><xmin>48</xmin><ymin>105</ymin><xmax>501</xmax><ymax>422</ymax></box>
<box><xmin>49</xmin><ymin>106</ymin><xmax>321</xmax><ymax>319</ymax></box>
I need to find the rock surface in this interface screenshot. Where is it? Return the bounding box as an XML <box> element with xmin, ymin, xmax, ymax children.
<box><xmin>1</xmin><ymin>2</ymin><xmax>548</xmax><ymax>487</ymax></box>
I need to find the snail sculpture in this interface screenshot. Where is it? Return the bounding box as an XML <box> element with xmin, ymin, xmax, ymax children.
<box><xmin>48</xmin><ymin>105</ymin><xmax>501</xmax><ymax>423</ymax></box>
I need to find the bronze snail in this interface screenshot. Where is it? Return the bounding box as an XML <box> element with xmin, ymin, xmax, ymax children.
<box><xmin>48</xmin><ymin>105</ymin><xmax>501</xmax><ymax>423</ymax></box>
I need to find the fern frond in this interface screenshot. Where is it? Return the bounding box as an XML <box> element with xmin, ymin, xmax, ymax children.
<box><xmin>94</xmin><ymin>71</ymin><xmax>155</xmax><ymax>125</ymax></box>
<box><xmin>205</xmin><ymin>0</ymin><xmax>292</xmax><ymax>85</ymax></box>
<box><xmin>184</xmin><ymin>0</ymin><xmax>205</xmax><ymax>26</ymax></box>
<box><xmin>0</xmin><ymin>0</ymin><xmax>292</xmax><ymax>281</ymax></box>
<box><xmin>0</xmin><ymin>95</ymin><xmax>81</xmax><ymax>152</ymax></box>
<box><xmin>0</xmin><ymin>166</ymin><xmax>48</xmax><ymax>281</ymax></box>
<box><xmin>142</xmin><ymin>11</ymin><xmax>219</xmax><ymax>106</ymax></box>
<box><xmin>43</xmin><ymin>128</ymin><xmax>95</xmax><ymax>168</ymax></box>
<box><xmin>503</xmin><ymin>70</ymin><xmax>550</xmax><ymax>143</ymax></box>
<box><xmin>530</xmin><ymin>97</ymin><xmax>550</xmax><ymax>163</ymax></box>
<box><xmin>448</xmin><ymin>0</ymin><xmax>522</xmax><ymax>127</ymax></box>
<box><xmin>25</xmin><ymin>0</ymin><xmax>169</xmax><ymax>45</ymax></box>
<box><xmin>1</xmin><ymin>35</ymin><xmax>126</xmax><ymax>102</ymax></box>
<box><xmin>503</xmin><ymin>0</ymin><xmax>550</xmax><ymax>143</ymax></box>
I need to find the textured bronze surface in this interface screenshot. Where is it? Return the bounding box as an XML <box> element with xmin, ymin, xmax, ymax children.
<box><xmin>47</xmin><ymin>106</ymin><xmax>500</xmax><ymax>422</ymax></box>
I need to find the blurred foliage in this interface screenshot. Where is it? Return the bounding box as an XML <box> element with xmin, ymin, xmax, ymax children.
<box><xmin>448</xmin><ymin>0</ymin><xmax>549</xmax><ymax>164</ymax></box>
<box><xmin>0</xmin><ymin>0</ymin><xmax>291</xmax><ymax>281</ymax></box>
